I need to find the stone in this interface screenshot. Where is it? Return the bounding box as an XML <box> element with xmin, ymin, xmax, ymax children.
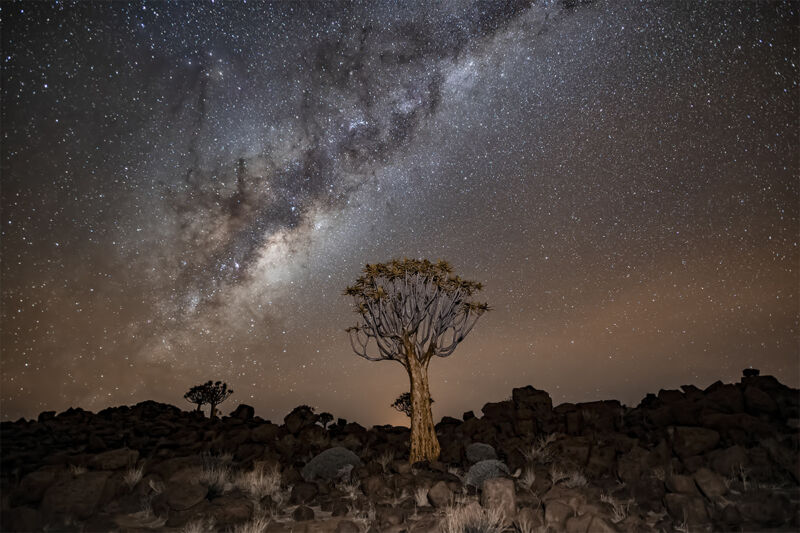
<box><xmin>664</xmin><ymin>493</ymin><xmax>710</xmax><ymax>526</ymax></box>
<box><xmin>515</xmin><ymin>506</ymin><xmax>544</xmax><ymax>529</ymax></box>
<box><xmin>466</xmin><ymin>442</ymin><xmax>497</xmax><ymax>464</ymax></box>
<box><xmin>293</xmin><ymin>505</ymin><xmax>315</xmax><ymax>521</ymax></box>
<box><xmin>302</xmin><ymin>447</ymin><xmax>362</xmax><ymax>482</ymax></box>
<box><xmin>362</xmin><ymin>475</ymin><xmax>392</xmax><ymax>501</ymax></box>
<box><xmin>285</xmin><ymin>406</ymin><xmax>319</xmax><ymax>434</ymax></box>
<box><xmin>565</xmin><ymin>513</ymin><xmax>593</xmax><ymax>533</ymax></box>
<box><xmin>230</xmin><ymin>403</ymin><xmax>255</xmax><ymax>420</ymax></box>
<box><xmin>41</xmin><ymin>471</ymin><xmax>111</xmax><ymax>520</ymax></box>
<box><xmin>12</xmin><ymin>469</ymin><xmax>57</xmax><ymax>505</ymax></box>
<box><xmin>692</xmin><ymin>467</ymin><xmax>727</xmax><ymax>499</ymax></box>
<box><xmin>208</xmin><ymin>494</ymin><xmax>254</xmax><ymax>525</ymax></box>
<box><xmin>290</xmin><ymin>481</ymin><xmax>320</xmax><ymax>505</ymax></box>
<box><xmin>589</xmin><ymin>515</ymin><xmax>619</xmax><ymax>532</ymax></box>
<box><xmin>164</xmin><ymin>480</ymin><xmax>208</xmax><ymax>510</ymax></box>
<box><xmin>672</xmin><ymin>426</ymin><xmax>720</xmax><ymax>458</ymax></box>
<box><xmin>3</xmin><ymin>506</ymin><xmax>43</xmax><ymax>532</ymax></box>
<box><xmin>376</xmin><ymin>505</ymin><xmax>405</xmax><ymax>527</ymax></box>
<box><xmin>252</xmin><ymin>423</ymin><xmax>282</xmax><ymax>442</ymax></box>
<box><xmin>665</xmin><ymin>474</ymin><xmax>699</xmax><ymax>495</ymax></box>
<box><xmin>708</xmin><ymin>445</ymin><xmax>749</xmax><ymax>477</ymax></box>
<box><xmin>545</xmin><ymin>500</ymin><xmax>573</xmax><ymax>528</ymax></box>
<box><xmin>427</xmin><ymin>480</ymin><xmax>453</xmax><ymax>508</ymax></box>
<box><xmin>336</xmin><ymin>521</ymin><xmax>360</xmax><ymax>533</ymax></box>
<box><xmin>465</xmin><ymin>459</ymin><xmax>510</xmax><ymax>488</ymax></box>
<box><xmin>89</xmin><ymin>447</ymin><xmax>139</xmax><ymax>470</ymax></box>
<box><xmin>480</xmin><ymin>477</ymin><xmax>516</xmax><ymax>526</ymax></box>
<box><xmin>744</xmin><ymin>386</ymin><xmax>779</xmax><ymax>415</ymax></box>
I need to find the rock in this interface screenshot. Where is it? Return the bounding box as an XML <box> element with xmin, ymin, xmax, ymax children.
<box><xmin>512</xmin><ymin>385</ymin><xmax>553</xmax><ymax>414</ymax></box>
<box><xmin>428</xmin><ymin>480</ymin><xmax>453</xmax><ymax>508</ymax></box>
<box><xmin>164</xmin><ymin>480</ymin><xmax>208</xmax><ymax>510</ymax></box>
<box><xmin>742</xmin><ymin>368</ymin><xmax>760</xmax><ymax>378</ymax></box>
<box><xmin>664</xmin><ymin>493</ymin><xmax>710</xmax><ymax>526</ymax></box>
<box><xmin>12</xmin><ymin>469</ymin><xmax>56</xmax><ymax>505</ymax></box>
<box><xmin>293</xmin><ymin>505</ymin><xmax>315</xmax><ymax>521</ymax></box>
<box><xmin>208</xmin><ymin>494</ymin><xmax>254</xmax><ymax>525</ymax></box>
<box><xmin>463</xmin><ymin>410</ymin><xmax>475</xmax><ymax>421</ymax></box>
<box><xmin>362</xmin><ymin>475</ymin><xmax>392</xmax><ymax>501</ymax></box>
<box><xmin>708</xmin><ymin>445</ymin><xmax>749</xmax><ymax>477</ymax></box>
<box><xmin>466</xmin><ymin>442</ymin><xmax>497</xmax><ymax>464</ymax></box>
<box><xmin>290</xmin><ymin>481</ymin><xmax>320</xmax><ymax>505</ymax></box>
<box><xmin>665</xmin><ymin>474</ymin><xmax>699</xmax><ymax>495</ymax></box>
<box><xmin>515</xmin><ymin>506</ymin><xmax>544</xmax><ymax>530</ymax></box>
<box><xmin>3</xmin><ymin>506</ymin><xmax>43</xmax><ymax>532</ymax></box>
<box><xmin>89</xmin><ymin>447</ymin><xmax>139</xmax><ymax>470</ymax></box>
<box><xmin>41</xmin><ymin>471</ymin><xmax>111</xmax><ymax>520</ymax></box>
<box><xmin>336</xmin><ymin>520</ymin><xmax>360</xmax><ymax>533</ymax></box>
<box><xmin>465</xmin><ymin>459</ymin><xmax>510</xmax><ymax>488</ymax></box>
<box><xmin>230</xmin><ymin>404</ymin><xmax>255</xmax><ymax>420</ymax></box>
<box><xmin>744</xmin><ymin>386</ymin><xmax>779</xmax><ymax>415</ymax></box>
<box><xmin>544</xmin><ymin>500</ymin><xmax>573</xmax><ymax>529</ymax></box>
<box><xmin>737</xmin><ymin>492</ymin><xmax>791</xmax><ymax>526</ymax></box>
<box><xmin>704</xmin><ymin>382</ymin><xmax>744</xmax><ymax>413</ymax></box>
<box><xmin>629</xmin><ymin>477</ymin><xmax>665</xmax><ymax>513</ymax></box>
<box><xmin>586</xmin><ymin>445</ymin><xmax>615</xmax><ymax>477</ymax></box>
<box><xmin>252</xmin><ymin>422</ymin><xmax>282</xmax><ymax>442</ymax></box>
<box><xmin>302</xmin><ymin>447</ymin><xmax>362</xmax><ymax>482</ymax></box>
<box><xmin>285</xmin><ymin>406</ymin><xmax>319</xmax><ymax>434</ymax></box>
<box><xmin>672</xmin><ymin>426</ymin><xmax>720</xmax><ymax>458</ymax></box>
<box><xmin>565</xmin><ymin>513</ymin><xmax>593</xmax><ymax>533</ymax></box>
<box><xmin>589</xmin><ymin>515</ymin><xmax>619</xmax><ymax>532</ymax></box>
<box><xmin>376</xmin><ymin>505</ymin><xmax>405</xmax><ymax>527</ymax></box>
<box><xmin>481</xmin><ymin>478</ymin><xmax>516</xmax><ymax>526</ymax></box>
<box><xmin>692</xmin><ymin>467</ymin><xmax>727</xmax><ymax>499</ymax></box>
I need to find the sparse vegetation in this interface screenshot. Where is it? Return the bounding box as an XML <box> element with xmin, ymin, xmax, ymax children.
<box><xmin>345</xmin><ymin>258</ymin><xmax>490</xmax><ymax>462</ymax></box>
<box><xmin>520</xmin><ymin>433</ymin><xmax>556</xmax><ymax>465</ymax></box>
<box><xmin>601</xmin><ymin>492</ymin><xmax>631</xmax><ymax>523</ymax></box>
<box><xmin>414</xmin><ymin>486</ymin><xmax>430</xmax><ymax>507</ymax></box>
<box><xmin>440</xmin><ymin>502</ymin><xmax>505</xmax><ymax>533</ymax></box>
<box><xmin>518</xmin><ymin>468</ymin><xmax>536</xmax><ymax>491</ymax></box>
<box><xmin>564</xmin><ymin>470</ymin><xmax>587</xmax><ymax>488</ymax></box>
<box><xmin>318</xmin><ymin>411</ymin><xmax>333</xmax><ymax>429</ymax></box>
<box><xmin>68</xmin><ymin>464</ymin><xmax>87</xmax><ymax>476</ymax></box>
<box><xmin>123</xmin><ymin>463</ymin><xmax>144</xmax><ymax>489</ymax></box>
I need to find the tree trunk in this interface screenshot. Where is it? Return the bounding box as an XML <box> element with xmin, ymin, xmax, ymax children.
<box><xmin>196</xmin><ymin>404</ymin><xmax>202</xmax><ymax>412</ymax></box>
<box><xmin>210</xmin><ymin>403</ymin><xmax>218</xmax><ymax>419</ymax></box>
<box><xmin>407</xmin><ymin>354</ymin><xmax>440</xmax><ymax>463</ymax></box>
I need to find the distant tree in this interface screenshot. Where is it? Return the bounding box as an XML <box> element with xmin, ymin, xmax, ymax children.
<box><xmin>183</xmin><ymin>381</ymin><xmax>234</xmax><ymax>419</ymax></box>
<box><xmin>392</xmin><ymin>392</ymin><xmax>434</xmax><ymax>418</ymax></box>
<box><xmin>184</xmin><ymin>384</ymin><xmax>208</xmax><ymax>413</ymax></box>
<box><xmin>345</xmin><ymin>259</ymin><xmax>489</xmax><ymax>462</ymax></box>
<box><xmin>318</xmin><ymin>412</ymin><xmax>334</xmax><ymax>429</ymax></box>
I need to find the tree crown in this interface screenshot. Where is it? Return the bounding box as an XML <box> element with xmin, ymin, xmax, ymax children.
<box><xmin>345</xmin><ymin>258</ymin><xmax>490</xmax><ymax>365</ymax></box>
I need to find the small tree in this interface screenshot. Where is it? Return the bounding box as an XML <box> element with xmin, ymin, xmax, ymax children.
<box><xmin>318</xmin><ymin>412</ymin><xmax>333</xmax><ymax>429</ymax></box>
<box><xmin>392</xmin><ymin>392</ymin><xmax>433</xmax><ymax>418</ymax></box>
<box><xmin>184</xmin><ymin>384</ymin><xmax>208</xmax><ymax>413</ymax></box>
<box><xmin>183</xmin><ymin>381</ymin><xmax>234</xmax><ymax>419</ymax></box>
<box><xmin>345</xmin><ymin>259</ymin><xmax>489</xmax><ymax>462</ymax></box>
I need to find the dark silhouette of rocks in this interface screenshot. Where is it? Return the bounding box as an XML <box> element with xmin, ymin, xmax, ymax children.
<box><xmin>0</xmin><ymin>369</ymin><xmax>797</xmax><ymax>531</ymax></box>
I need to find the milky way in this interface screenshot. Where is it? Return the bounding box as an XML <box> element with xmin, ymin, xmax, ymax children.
<box><xmin>2</xmin><ymin>1</ymin><xmax>797</xmax><ymax>425</ymax></box>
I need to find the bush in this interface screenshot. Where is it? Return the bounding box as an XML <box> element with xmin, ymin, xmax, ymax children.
<box><xmin>301</xmin><ymin>447</ymin><xmax>362</xmax><ymax>482</ymax></box>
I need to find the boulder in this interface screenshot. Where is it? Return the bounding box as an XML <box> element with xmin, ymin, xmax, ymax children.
<box><xmin>565</xmin><ymin>513</ymin><xmax>593</xmax><ymax>533</ymax></box>
<box><xmin>465</xmin><ymin>459</ymin><xmax>510</xmax><ymax>488</ymax></box>
<box><xmin>693</xmin><ymin>467</ymin><xmax>727</xmax><ymax>499</ymax></box>
<box><xmin>292</xmin><ymin>505</ymin><xmax>315</xmax><ymax>521</ymax></box>
<box><xmin>230</xmin><ymin>404</ymin><xmax>255</xmax><ymax>420</ymax></box>
<box><xmin>41</xmin><ymin>471</ymin><xmax>111</xmax><ymax>520</ymax></box>
<box><xmin>89</xmin><ymin>447</ymin><xmax>139</xmax><ymax>470</ymax></box>
<box><xmin>208</xmin><ymin>494</ymin><xmax>254</xmax><ymax>526</ymax></box>
<box><xmin>544</xmin><ymin>500</ymin><xmax>573</xmax><ymax>529</ymax></box>
<box><xmin>164</xmin><ymin>480</ymin><xmax>208</xmax><ymax>510</ymax></box>
<box><xmin>284</xmin><ymin>406</ymin><xmax>319</xmax><ymax>434</ymax></box>
<box><xmin>251</xmin><ymin>422</ymin><xmax>282</xmax><ymax>442</ymax></box>
<box><xmin>664</xmin><ymin>493</ymin><xmax>710</xmax><ymax>526</ymax></box>
<box><xmin>672</xmin><ymin>426</ymin><xmax>719</xmax><ymax>458</ymax></box>
<box><xmin>665</xmin><ymin>474</ymin><xmax>699</xmax><ymax>495</ymax></box>
<box><xmin>465</xmin><ymin>442</ymin><xmax>497</xmax><ymax>464</ymax></box>
<box><xmin>290</xmin><ymin>482</ymin><xmax>320</xmax><ymax>505</ymax></box>
<box><xmin>481</xmin><ymin>477</ymin><xmax>516</xmax><ymax>526</ymax></box>
<box><xmin>11</xmin><ymin>469</ymin><xmax>57</xmax><ymax>505</ymax></box>
<box><xmin>744</xmin><ymin>386</ymin><xmax>779</xmax><ymax>415</ymax></box>
<box><xmin>428</xmin><ymin>480</ymin><xmax>453</xmax><ymax>508</ymax></box>
<box><xmin>302</xmin><ymin>447</ymin><xmax>362</xmax><ymax>482</ymax></box>
<box><xmin>708</xmin><ymin>445</ymin><xmax>749</xmax><ymax>477</ymax></box>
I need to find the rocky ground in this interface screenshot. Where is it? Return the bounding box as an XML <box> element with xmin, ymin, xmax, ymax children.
<box><xmin>1</xmin><ymin>369</ymin><xmax>798</xmax><ymax>532</ymax></box>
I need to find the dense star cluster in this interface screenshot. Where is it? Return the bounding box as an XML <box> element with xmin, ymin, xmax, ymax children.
<box><xmin>1</xmin><ymin>1</ymin><xmax>797</xmax><ymax>425</ymax></box>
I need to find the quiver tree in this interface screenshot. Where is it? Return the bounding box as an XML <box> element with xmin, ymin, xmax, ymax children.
<box><xmin>392</xmin><ymin>392</ymin><xmax>434</xmax><ymax>418</ymax></box>
<box><xmin>318</xmin><ymin>412</ymin><xmax>334</xmax><ymax>429</ymax></box>
<box><xmin>183</xmin><ymin>381</ymin><xmax>234</xmax><ymax>419</ymax></box>
<box><xmin>345</xmin><ymin>258</ymin><xmax>489</xmax><ymax>462</ymax></box>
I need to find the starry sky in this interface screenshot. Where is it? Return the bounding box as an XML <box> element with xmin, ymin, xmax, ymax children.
<box><xmin>2</xmin><ymin>0</ymin><xmax>798</xmax><ymax>426</ymax></box>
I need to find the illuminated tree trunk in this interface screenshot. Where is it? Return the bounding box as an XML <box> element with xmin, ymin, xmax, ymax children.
<box><xmin>407</xmin><ymin>353</ymin><xmax>440</xmax><ymax>463</ymax></box>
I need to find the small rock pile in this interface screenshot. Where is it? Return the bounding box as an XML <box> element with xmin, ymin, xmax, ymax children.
<box><xmin>1</xmin><ymin>370</ymin><xmax>797</xmax><ymax>532</ymax></box>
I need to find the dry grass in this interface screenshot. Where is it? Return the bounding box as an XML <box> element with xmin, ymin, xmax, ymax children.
<box><xmin>181</xmin><ymin>517</ymin><xmax>216</xmax><ymax>533</ymax></box>
<box><xmin>440</xmin><ymin>502</ymin><xmax>505</xmax><ymax>533</ymax></box>
<box><xmin>548</xmin><ymin>465</ymin><xmax>568</xmax><ymax>485</ymax></box>
<box><xmin>600</xmin><ymin>492</ymin><xmax>630</xmax><ymax>523</ymax></box>
<box><xmin>68</xmin><ymin>464</ymin><xmax>87</xmax><ymax>476</ymax></box>
<box><xmin>230</xmin><ymin>515</ymin><xmax>271</xmax><ymax>533</ymax></box>
<box><xmin>520</xmin><ymin>434</ymin><xmax>556</xmax><ymax>465</ymax></box>
<box><xmin>563</xmin><ymin>470</ymin><xmax>587</xmax><ymax>488</ymax></box>
<box><xmin>123</xmin><ymin>464</ymin><xmax>144</xmax><ymax>490</ymax></box>
<box><xmin>233</xmin><ymin>463</ymin><xmax>281</xmax><ymax>501</ymax></box>
<box><xmin>337</xmin><ymin>478</ymin><xmax>361</xmax><ymax>501</ymax></box>
<box><xmin>377</xmin><ymin>449</ymin><xmax>395</xmax><ymax>473</ymax></box>
<box><xmin>518</xmin><ymin>468</ymin><xmax>536</xmax><ymax>491</ymax></box>
<box><xmin>415</xmin><ymin>486</ymin><xmax>430</xmax><ymax>507</ymax></box>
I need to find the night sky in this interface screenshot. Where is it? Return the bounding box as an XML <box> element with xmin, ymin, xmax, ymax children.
<box><xmin>2</xmin><ymin>1</ymin><xmax>798</xmax><ymax>426</ymax></box>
